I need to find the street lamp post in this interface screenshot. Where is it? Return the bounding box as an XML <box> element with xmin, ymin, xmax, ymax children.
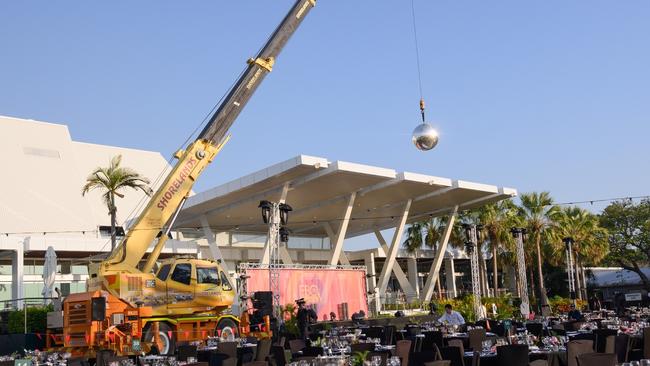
<box><xmin>511</xmin><ymin>228</ymin><xmax>530</xmax><ymax>319</ymax></box>
<box><xmin>563</xmin><ymin>237</ymin><xmax>577</xmax><ymax>305</ymax></box>
<box><xmin>464</xmin><ymin>224</ymin><xmax>482</xmax><ymax>319</ymax></box>
<box><xmin>259</xmin><ymin>200</ymin><xmax>292</xmax><ymax>320</ymax></box>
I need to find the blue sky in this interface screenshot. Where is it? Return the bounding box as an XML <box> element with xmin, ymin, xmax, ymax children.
<box><xmin>2</xmin><ymin>1</ymin><xmax>649</xmax><ymax>248</ymax></box>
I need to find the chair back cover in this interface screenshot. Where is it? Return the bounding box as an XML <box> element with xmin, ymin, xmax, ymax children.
<box><xmin>567</xmin><ymin>340</ymin><xmax>594</xmax><ymax>366</ymax></box>
<box><xmin>576</xmin><ymin>352</ymin><xmax>616</xmax><ymax>366</ymax></box>
<box><xmin>496</xmin><ymin>344</ymin><xmax>529</xmax><ymax>366</ymax></box>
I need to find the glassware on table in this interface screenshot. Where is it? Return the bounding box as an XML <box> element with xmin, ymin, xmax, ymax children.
<box><xmin>388</xmin><ymin>356</ymin><xmax>401</xmax><ymax>366</ymax></box>
<box><xmin>481</xmin><ymin>340</ymin><xmax>492</xmax><ymax>353</ymax></box>
<box><xmin>640</xmin><ymin>360</ymin><xmax>650</xmax><ymax>366</ymax></box>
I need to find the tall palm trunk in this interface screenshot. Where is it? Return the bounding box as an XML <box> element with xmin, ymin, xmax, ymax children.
<box><xmin>109</xmin><ymin>193</ymin><xmax>117</xmax><ymax>251</ymax></box>
<box><xmin>436</xmin><ymin>276</ymin><xmax>442</xmax><ymax>299</ymax></box>
<box><xmin>528</xmin><ymin>265</ymin><xmax>536</xmax><ymax>303</ymax></box>
<box><xmin>581</xmin><ymin>265</ymin><xmax>588</xmax><ymax>300</ymax></box>
<box><xmin>535</xmin><ymin>233</ymin><xmax>549</xmax><ymax>306</ymax></box>
<box><xmin>492</xmin><ymin>245</ymin><xmax>499</xmax><ymax>296</ymax></box>
<box><xmin>574</xmin><ymin>251</ymin><xmax>583</xmax><ymax>300</ymax></box>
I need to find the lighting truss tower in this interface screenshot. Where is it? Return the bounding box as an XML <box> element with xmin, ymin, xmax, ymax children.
<box><xmin>511</xmin><ymin>228</ymin><xmax>530</xmax><ymax>318</ymax></box>
<box><xmin>464</xmin><ymin>224</ymin><xmax>482</xmax><ymax>318</ymax></box>
<box><xmin>563</xmin><ymin>237</ymin><xmax>576</xmax><ymax>305</ymax></box>
<box><xmin>265</xmin><ymin>202</ymin><xmax>282</xmax><ymax>319</ymax></box>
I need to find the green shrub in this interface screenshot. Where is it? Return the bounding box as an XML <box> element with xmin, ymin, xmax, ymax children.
<box><xmin>549</xmin><ymin>296</ymin><xmax>586</xmax><ymax>314</ymax></box>
<box><xmin>8</xmin><ymin>305</ymin><xmax>52</xmax><ymax>334</ymax></box>
<box><xmin>280</xmin><ymin>303</ymin><xmax>299</xmax><ymax>337</ymax></box>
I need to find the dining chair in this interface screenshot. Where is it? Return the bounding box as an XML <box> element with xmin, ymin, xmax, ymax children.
<box><xmin>448</xmin><ymin>339</ymin><xmax>465</xmax><ymax>355</ymax></box>
<box><xmin>567</xmin><ymin>340</ymin><xmax>594</xmax><ymax>366</ymax></box>
<box><xmin>614</xmin><ymin>333</ymin><xmax>631</xmax><ymax>363</ymax></box>
<box><xmin>496</xmin><ymin>344</ymin><xmax>529</xmax><ymax>366</ymax></box>
<box><xmin>468</xmin><ymin>328</ymin><xmax>486</xmax><ymax>352</ymax></box>
<box><xmin>592</xmin><ymin>329</ymin><xmax>617</xmax><ymax>353</ymax></box>
<box><xmin>383</xmin><ymin>325</ymin><xmax>396</xmax><ymax>345</ymax></box>
<box><xmin>439</xmin><ymin>346</ymin><xmax>464</xmax><ymax>366</ymax></box>
<box><xmin>177</xmin><ymin>345</ymin><xmax>198</xmax><ymax>362</ymax></box>
<box><xmin>424</xmin><ymin>361</ymin><xmax>451</xmax><ymax>366</ymax></box>
<box><xmin>396</xmin><ymin>339</ymin><xmax>412</xmax><ymax>366</ymax></box>
<box><xmin>603</xmin><ymin>334</ymin><xmax>615</xmax><ymax>354</ymax></box>
<box><xmin>288</xmin><ymin>339</ymin><xmax>306</xmax><ymax>354</ymax></box>
<box><xmin>644</xmin><ymin>327</ymin><xmax>650</xmax><ymax>359</ymax></box>
<box><xmin>255</xmin><ymin>338</ymin><xmax>272</xmax><ymax>361</ymax></box>
<box><xmin>422</xmin><ymin>331</ymin><xmax>444</xmax><ymax>351</ymax></box>
<box><xmin>217</xmin><ymin>342</ymin><xmax>239</xmax><ymax>359</ymax></box>
<box><xmin>242</xmin><ymin>362</ymin><xmax>267</xmax><ymax>366</ymax></box>
<box><xmin>269</xmin><ymin>345</ymin><xmax>289</xmax><ymax>366</ymax></box>
<box><xmin>529</xmin><ymin>360</ymin><xmax>548</xmax><ymax>366</ymax></box>
<box><xmin>410</xmin><ymin>350</ymin><xmax>440</xmax><ymax>366</ymax></box>
<box><xmin>575</xmin><ymin>352</ymin><xmax>616</xmax><ymax>366</ymax></box>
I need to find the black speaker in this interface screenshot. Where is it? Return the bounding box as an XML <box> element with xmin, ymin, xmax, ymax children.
<box><xmin>91</xmin><ymin>297</ymin><xmax>106</xmax><ymax>321</ymax></box>
<box><xmin>252</xmin><ymin>291</ymin><xmax>273</xmax><ymax>317</ymax></box>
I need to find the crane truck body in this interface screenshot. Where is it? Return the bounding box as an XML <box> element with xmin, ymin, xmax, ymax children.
<box><xmin>47</xmin><ymin>0</ymin><xmax>316</xmax><ymax>357</ymax></box>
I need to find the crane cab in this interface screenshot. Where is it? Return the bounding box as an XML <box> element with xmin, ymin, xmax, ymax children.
<box><xmin>152</xmin><ymin>258</ymin><xmax>235</xmax><ymax>315</ymax></box>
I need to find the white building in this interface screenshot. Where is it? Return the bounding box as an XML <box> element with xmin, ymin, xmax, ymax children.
<box><xmin>0</xmin><ymin>115</ymin><xmax>173</xmax><ymax>305</ymax></box>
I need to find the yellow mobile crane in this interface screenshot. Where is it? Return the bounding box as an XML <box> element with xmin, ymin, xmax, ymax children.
<box><xmin>53</xmin><ymin>0</ymin><xmax>316</xmax><ymax>356</ymax></box>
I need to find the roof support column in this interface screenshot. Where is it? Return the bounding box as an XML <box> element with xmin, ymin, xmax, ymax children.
<box><xmin>200</xmin><ymin>215</ymin><xmax>230</xmax><ymax>273</ymax></box>
<box><xmin>374</xmin><ymin>230</ymin><xmax>416</xmax><ymax>300</ymax></box>
<box><xmin>420</xmin><ymin>205</ymin><xmax>459</xmax><ymax>302</ymax></box>
<box><xmin>407</xmin><ymin>256</ymin><xmax>420</xmax><ymax>298</ymax></box>
<box><xmin>323</xmin><ymin>223</ymin><xmax>350</xmax><ymax>265</ymax></box>
<box><xmin>445</xmin><ymin>257</ymin><xmax>457</xmax><ymax>298</ymax></box>
<box><xmin>377</xmin><ymin>199</ymin><xmax>412</xmax><ymax>296</ymax></box>
<box><xmin>329</xmin><ymin>192</ymin><xmax>355</xmax><ymax>266</ymax></box>
<box><xmin>11</xmin><ymin>240</ymin><xmax>24</xmax><ymax>309</ymax></box>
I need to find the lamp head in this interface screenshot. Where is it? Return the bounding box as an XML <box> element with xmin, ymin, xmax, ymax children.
<box><xmin>258</xmin><ymin>200</ymin><xmax>273</xmax><ymax>224</ymax></box>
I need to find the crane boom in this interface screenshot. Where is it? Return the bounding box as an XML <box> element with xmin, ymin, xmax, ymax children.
<box><xmin>200</xmin><ymin>0</ymin><xmax>316</xmax><ymax>146</ymax></box>
<box><xmin>91</xmin><ymin>0</ymin><xmax>316</xmax><ymax>280</ymax></box>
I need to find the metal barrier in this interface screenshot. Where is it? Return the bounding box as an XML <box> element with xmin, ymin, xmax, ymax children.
<box><xmin>0</xmin><ymin>297</ymin><xmax>58</xmax><ymax>334</ymax></box>
<box><xmin>0</xmin><ymin>297</ymin><xmax>56</xmax><ymax>311</ymax></box>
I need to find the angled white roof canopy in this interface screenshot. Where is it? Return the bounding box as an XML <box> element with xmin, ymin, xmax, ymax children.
<box><xmin>174</xmin><ymin>155</ymin><xmax>517</xmax><ymax>238</ymax></box>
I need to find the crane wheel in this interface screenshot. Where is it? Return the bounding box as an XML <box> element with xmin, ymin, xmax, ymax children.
<box><xmin>143</xmin><ymin>322</ymin><xmax>175</xmax><ymax>355</ymax></box>
<box><xmin>216</xmin><ymin>318</ymin><xmax>239</xmax><ymax>340</ymax></box>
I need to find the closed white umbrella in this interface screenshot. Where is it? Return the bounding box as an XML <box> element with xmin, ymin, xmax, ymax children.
<box><xmin>42</xmin><ymin>246</ymin><xmax>57</xmax><ymax>300</ymax></box>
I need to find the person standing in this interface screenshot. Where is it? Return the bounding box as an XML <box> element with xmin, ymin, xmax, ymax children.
<box><xmin>296</xmin><ymin>298</ymin><xmax>309</xmax><ymax>341</ymax></box>
<box><xmin>589</xmin><ymin>295</ymin><xmax>602</xmax><ymax>311</ymax></box>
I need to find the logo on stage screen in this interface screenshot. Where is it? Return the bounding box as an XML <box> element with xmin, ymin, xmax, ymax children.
<box><xmin>298</xmin><ymin>276</ymin><xmax>322</xmax><ymax>304</ymax></box>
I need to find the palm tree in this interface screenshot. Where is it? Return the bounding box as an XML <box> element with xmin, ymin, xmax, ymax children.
<box><xmin>550</xmin><ymin>206</ymin><xmax>609</xmax><ymax>299</ymax></box>
<box><xmin>82</xmin><ymin>155</ymin><xmax>152</xmax><ymax>250</ymax></box>
<box><xmin>478</xmin><ymin>199</ymin><xmax>517</xmax><ymax>296</ymax></box>
<box><xmin>518</xmin><ymin>192</ymin><xmax>559</xmax><ymax>308</ymax></box>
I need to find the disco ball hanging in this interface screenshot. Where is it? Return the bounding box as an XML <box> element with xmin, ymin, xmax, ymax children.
<box><xmin>412</xmin><ymin>122</ymin><xmax>439</xmax><ymax>151</ymax></box>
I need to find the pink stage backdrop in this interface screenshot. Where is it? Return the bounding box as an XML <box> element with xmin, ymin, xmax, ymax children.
<box><xmin>245</xmin><ymin>268</ymin><xmax>368</xmax><ymax>320</ymax></box>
